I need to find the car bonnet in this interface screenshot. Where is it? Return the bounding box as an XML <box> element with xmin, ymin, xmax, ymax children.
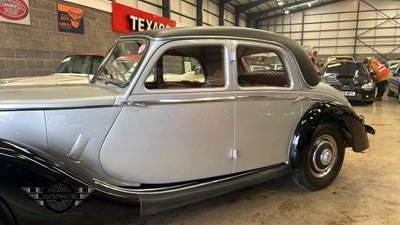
<box><xmin>0</xmin><ymin>84</ymin><xmax>117</xmax><ymax>110</ymax></box>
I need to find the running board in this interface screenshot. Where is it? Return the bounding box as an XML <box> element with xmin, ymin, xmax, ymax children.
<box><xmin>138</xmin><ymin>164</ymin><xmax>291</xmax><ymax>216</ymax></box>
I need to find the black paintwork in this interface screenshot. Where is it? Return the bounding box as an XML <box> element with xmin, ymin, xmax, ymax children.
<box><xmin>0</xmin><ymin>140</ymin><xmax>140</xmax><ymax>225</ymax></box>
<box><xmin>118</xmin><ymin>26</ymin><xmax>320</xmax><ymax>87</ymax></box>
<box><xmin>290</xmin><ymin>101</ymin><xmax>374</xmax><ymax>170</ymax></box>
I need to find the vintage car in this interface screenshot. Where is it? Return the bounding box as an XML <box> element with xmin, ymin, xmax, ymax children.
<box><xmin>0</xmin><ymin>27</ymin><xmax>375</xmax><ymax>225</ymax></box>
<box><xmin>386</xmin><ymin>63</ymin><xmax>400</xmax><ymax>102</ymax></box>
<box><xmin>321</xmin><ymin>60</ymin><xmax>375</xmax><ymax>104</ymax></box>
<box><xmin>0</xmin><ymin>53</ymin><xmax>105</xmax><ymax>86</ymax></box>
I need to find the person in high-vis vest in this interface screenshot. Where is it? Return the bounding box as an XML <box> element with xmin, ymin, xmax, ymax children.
<box><xmin>363</xmin><ymin>57</ymin><xmax>393</xmax><ymax>101</ymax></box>
<box><xmin>304</xmin><ymin>46</ymin><xmax>319</xmax><ymax>74</ymax></box>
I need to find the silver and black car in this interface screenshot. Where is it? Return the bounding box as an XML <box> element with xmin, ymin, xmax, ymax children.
<box><xmin>321</xmin><ymin>60</ymin><xmax>375</xmax><ymax>104</ymax></box>
<box><xmin>0</xmin><ymin>27</ymin><xmax>375</xmax><ymax>225</ymax></box>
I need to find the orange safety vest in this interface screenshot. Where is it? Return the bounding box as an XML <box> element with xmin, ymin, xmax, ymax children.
<box><xmin>370</xmin><ymin>59</ymin><xmax>389</xmax><ymax>77</ymax></box>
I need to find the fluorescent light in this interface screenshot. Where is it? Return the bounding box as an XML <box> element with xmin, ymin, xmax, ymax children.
<box><xmin>284</xmin><ymin>10</ymin><xmax>289</xmax><ymax>14</ymax></box>
<box><xmin>278</xmin><ymin>1</ymin><xmax>283</xmax><ymax>6</ymax></box>
<box><xmin>287</xmin><ymin>0</ymin><xmax>320</xmax><ymax>10</ymax></box>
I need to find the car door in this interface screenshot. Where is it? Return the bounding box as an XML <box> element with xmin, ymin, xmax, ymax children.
<box><xmin>100</xmin><ymin>40</ymin><xmax>235</xmax><ymax>184</ymax></box>
<box><xmin>232</xmin><ymin>41</ymin><xmax>303</xmax><ymax>173</ymax></box>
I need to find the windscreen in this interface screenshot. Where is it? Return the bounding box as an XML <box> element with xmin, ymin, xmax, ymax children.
<box><xmin>324</xmin><ymin>62</ymin><xmax>369</xmax><ymax>77</ymax></box>
<box><xmin>97</xmin><ymin>39</ymin><xmax>147</xmax><ymax>87</ymax></box>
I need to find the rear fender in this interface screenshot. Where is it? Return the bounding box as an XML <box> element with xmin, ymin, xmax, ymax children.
<box><xmin>290</xmin><ymin>101</ymin><xmax>374</xmax><ymax>169</ymax></box>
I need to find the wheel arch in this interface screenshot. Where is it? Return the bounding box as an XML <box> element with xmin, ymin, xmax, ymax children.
<box><xmin>290</xmin><ymin>101</ymin><xmax>371</xmax><ymax>170</ymax></box>
<box><xmin>0</xmin><ymin>196</ymin><xmax>18</xmax><ymax>225</ymax></box>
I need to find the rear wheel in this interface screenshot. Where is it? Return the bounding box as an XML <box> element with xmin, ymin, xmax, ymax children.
<box><xmin>293</xmin><ymin>123</ymin><xmax>345</xmax><ymax>191</ymax></box>
<box><xmin>0</xmin><ymin>200</ymin><xmax>16</xmax><ymax>225</ymax></box>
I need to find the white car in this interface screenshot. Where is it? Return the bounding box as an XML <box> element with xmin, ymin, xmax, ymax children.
<box><xmin>0</xmin><ymin>53</ymin><xmax>104</xmax><ymax>86</ymax></box>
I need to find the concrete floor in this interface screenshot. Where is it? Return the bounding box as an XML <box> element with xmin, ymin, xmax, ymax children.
<box><xmin>117</xmin><ymin>95</ymin><xmax>400</xmax><ymax>225</ymax></box>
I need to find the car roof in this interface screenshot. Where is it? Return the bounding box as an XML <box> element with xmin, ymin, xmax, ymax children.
<box><xmin>121</xmin><ymin>26</ymin><xmax>319</xmax><ymax>87</ymax></box>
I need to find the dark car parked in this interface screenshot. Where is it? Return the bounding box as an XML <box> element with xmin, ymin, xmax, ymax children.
<box><xmin>386</xmin><ymin>63</ymin><xmax>400</xmax><ymax>102</ymax></box>
<box><xmin>321</xmin><ymin>60</ymin><xmax>375</xmax><ymax>104</ymax></box>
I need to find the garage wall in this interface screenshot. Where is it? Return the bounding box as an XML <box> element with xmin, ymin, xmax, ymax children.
<box><xmin>117</xmin><ymin>0</ymin><xmax>243</xmax><ymax>27</ymax></box>
<box><xmin>0</xmin><ymin>0</ymin><xmax>120</xmax><ymax>78</ymax></box>
<box><xmin>0</xmin><ymin>0</ymin><xmax>245</xmax><ymax>78</ymax></box>
<box><xmin>258</xmin><ymin>0</ymin><xmax>400</xmax><ymax>63</ymax></box>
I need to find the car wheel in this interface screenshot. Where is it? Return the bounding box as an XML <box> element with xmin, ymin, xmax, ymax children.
<box><xmin>293</xmin><ymin>123</ymin><xmax>345</xmax><ymax>191</ymax></box>
<box><xmin>0</xmin><ymin>200</ymin><xmax>16</xmax><ymax>225</ymax></box>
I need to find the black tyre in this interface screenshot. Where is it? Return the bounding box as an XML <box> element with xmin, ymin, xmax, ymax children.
<box><xmin>0</xmin><ymin>200</ymin><xmax>16</xmax><ymax>225</ymax></box>
<box><xmin>293</xmin><ymin>123</ymin><xmax>345</xmax><ymax>191</ymax></box>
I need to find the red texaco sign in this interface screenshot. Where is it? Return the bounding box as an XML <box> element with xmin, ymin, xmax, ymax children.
<box><xmin>112</xmin><ymin>2</ymin><xmax>176</xmax><ymax>34</ymax></box>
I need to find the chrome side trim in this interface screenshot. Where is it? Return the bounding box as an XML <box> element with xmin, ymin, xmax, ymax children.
<box><xmin>93</xmin><ymin>166</ymin><xmax>280</xmax><ymax>195</ymax></box>
<box><xmin>124</xmin><ymin>95</ymin><xmax>321</xmax><ymax>107</ymax></box>
<box><xmin>0</xmin><ymin>105</ymin><xmax>115</xmax><ymax>112</ymax></box>
<box><xmin>125</xmin><ymin>96</ymin><xmax>235</xmax><ymax>107</ymax></box>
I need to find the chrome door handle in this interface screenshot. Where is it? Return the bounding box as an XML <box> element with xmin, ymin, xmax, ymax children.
<box><xmin>126</xmin><ymin>101</ymin><xmax>147</xmax><ymax>107</ymax></box>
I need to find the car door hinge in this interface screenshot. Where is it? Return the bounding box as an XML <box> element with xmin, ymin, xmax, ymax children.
<box><xmin>231</xmin><ymin>149</ymin><xmax>238</xmax><ymax>159</ymax></box>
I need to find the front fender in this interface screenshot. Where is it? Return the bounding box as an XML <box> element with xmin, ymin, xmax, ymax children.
<box><xmin>290</xmin><ymin>101</ymin><xmax>374</xmax><ymax>169</ymax></box>
<box><xmin>0</xmin><ymin>139</ymin><xmax>140</xmax><ymax>225</ymax></box>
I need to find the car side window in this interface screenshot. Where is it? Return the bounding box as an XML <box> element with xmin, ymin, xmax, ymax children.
<box><xmin>145</xmin><ymin>46</ymin><xmax>225</xmax><ymax>89</ymax></box>
<box><xmin>237</xmin><ymin>46</ymin><xmax>289</xmax><ymax>87</ymax></box>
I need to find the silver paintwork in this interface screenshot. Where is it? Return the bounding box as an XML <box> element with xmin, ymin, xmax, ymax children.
<box><xmin>0</xmin><ymin>34</ymin><xmax>351</xmax><ymax>187</ymax></box>
<box><xmin>0</xmin><ymin>73</ymin><xmax>91</xmax><ymax>86</ymax></box>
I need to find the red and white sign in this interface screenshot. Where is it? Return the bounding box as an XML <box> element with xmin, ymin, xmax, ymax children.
<box><xmin>0</xmin><ymin>0</ymin><xmax>30</xmax><ymax>25</ymax></box>
<box><xmin>112</xmin><ymin>2</ymin><xmax>176</xmax><ymax>34</ymax></box>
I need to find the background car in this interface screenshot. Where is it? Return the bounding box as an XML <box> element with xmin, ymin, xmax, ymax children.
<box><xmin>384</xmin><ymin>59</ymin><xmax>400</xmax><ymax>73</ymax></box>
<box><xmin>386</xmin><ymin>63</ymin><xmax>400</xmax><ymax>102</ymax></box>
<box><xmin>250</xmin><ymin>65</ymin><xmax>271</xmax><ymax>72</ymax></box>
<box><xmin>321</xmin><ymin>60</ymin><xmax>375</xmax><ymax>104</ymax></box>
<box><xmin>324</xmin><ymin>55</ymin><xmax>355</xmax><ymax>67</ymax></box>
<box><xmin>0</xmin><ymin>53</ymin><xmax>105</xmax><ymax>86</ymax></box>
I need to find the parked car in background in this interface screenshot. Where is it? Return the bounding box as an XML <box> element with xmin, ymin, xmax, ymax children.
<box><xmin>0</xmin><ymin>26</ymin><xmax>374</xmax><ymax>225</ymax></box>
<box><xmin>250</xmin><ymin>65</ymin><xmax>271</xmax><ymax>72</ymax></box>
<box><xmin>0</xmin><ymin>53</ymin><xmax>105</xmax><ymax>86</ymax></box>
<box><xmin>386</xmin><ymin>63</ymin><xmax>400</xmax><ymax>102</ymax></box>
<box><xmin>384</xmin><ymin>59</ymin><xmax>400</xmax><ymax>73</ymax></box>
<box><xmin>321</xmin><ymin>60</ymin><xmax>375</xmax><ymax>104</ymax></box>
<box><xmin>324</xmin><ymin>55</ymin><xmax>354</xmax><ymax>66</ymax></box>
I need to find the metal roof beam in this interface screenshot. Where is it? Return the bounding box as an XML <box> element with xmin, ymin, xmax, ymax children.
<box><xmin>247</xmin><ymin>0</ymin><xmax>321</xmax><ymax>21</ymax></box>
<box><xmin>197</xmin><ymin>0</ymin><xmax>203</xmax><ymax>26</ymax></box>
<box><xmin>219</xmin><ymin>0</ymin><xmax>233</xmax><ymax>4</ymax></box>
<box><xmin>162</xmin><ymin>0</ymin><xmax>170</xmax><ymax>18</ymax></box>
<box><xmin>236</xmin><ymin>0</ymin><xmax>274</xmax><ymax>14</ymax></box>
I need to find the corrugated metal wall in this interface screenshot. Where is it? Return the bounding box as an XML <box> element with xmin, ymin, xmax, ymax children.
<box><xmin>258</xmin><ymin>0</ymin><xmax>400</xmax><ymax>63</ymax></box>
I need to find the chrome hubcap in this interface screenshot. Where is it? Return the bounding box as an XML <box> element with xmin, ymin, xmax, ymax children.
<box><xmin>311</xmin><ymin>135</ymin><xmax>337</xmax><ymax>178</ymax></box>
<box><xmin>320</xmin><ymin>149</ymin><xmax>333</xmax><ymax>166</ymax></box>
